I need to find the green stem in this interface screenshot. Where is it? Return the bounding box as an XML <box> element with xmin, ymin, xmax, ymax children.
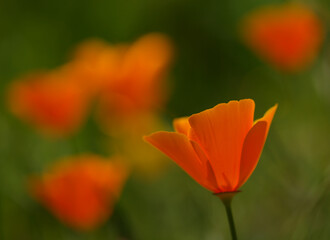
<box><xmin>215</xmin><ymin>191</ymin><xmax>239</xmax><ymax>240</ymax></box>
<box><xmin>223</xmin><ymin>199</ymin><xmax>237</xmax><ymax>240</ymax></box>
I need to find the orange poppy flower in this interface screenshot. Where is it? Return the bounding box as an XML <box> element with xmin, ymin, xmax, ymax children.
<box><xmin>7</xmin><ymin>72</ymin><xmax>90</xmax><ymax>137</ymax></box>
<box><xmin>29</xmin><ymin>155</ymin><xmax>128</xmax><ymax>231</ymax></box>
<box><xmin>63</xmin><ymin>34</ymin><xmax>172</xmax><ymax>129</ymax></box>
<box><xmin>63</xmin><ymin>39</ymin><xmax>126</xmax><ymax>95</ymax></box>
<box><xmin>144</xmin><ymin>99</ymin><xmax>277</xmax><ymax>193</ymax></box>
<box><xmin>241</xmin><ymin>3</ymin><xmax>324</xmax><ymax>72</ymax></box>
<box><xmin>65</xmin><ymin>34</ymin><xmax>173</xmax><ymax>177</ymax></box>
<box><xmin>108</xmin><ymin>33</ymin><xmax>172</xmax><ymax>113</ymax></box>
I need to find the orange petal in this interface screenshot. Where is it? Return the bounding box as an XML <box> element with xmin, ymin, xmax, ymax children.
<box><xmin>173</xmin><ymin>117</ymin><xmax>190</xmax><ymax>136</ymax></box>
<box><xmin>144</xmin><ymin>132</ymin><xmax>218</xmax><ymax>192</ymax></box>
<box><xmin>127</xmin><ymin>33</ymin><xmax>173</xmax><ymax>72</ymax></box>
<box><xmin>190</xmin><ymin>140</ymin><xmax>218</xmax><ymax>191</ymax></box>
<box><xmin>238</xmin><ymin>104</ymin><xmax>277</xmax><ymax>188</ymax></box>
<box><xmin>103</xmin><ymin>33</ymin><xmax>172</xmax><ymax>116</ymax></box>
<box><xmin>188</xmin><ymin>99</ymin><xmax>255</xmax><ymax>191</ymax></box>
<box><xmin>237</xmin><ymin>121</ymin><xmax>267</xmax><ymax>188</ymax></box>
<box><xmin>255</xmin><ymin>104</ymin><xmax>278</xmax><ymax>135</ymax></box>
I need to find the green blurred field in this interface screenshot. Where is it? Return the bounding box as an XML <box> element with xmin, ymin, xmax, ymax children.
<box><xmin>1</xmin><ymin>0</ymin><xmax>330</xmax><ymax>239</ymax></box>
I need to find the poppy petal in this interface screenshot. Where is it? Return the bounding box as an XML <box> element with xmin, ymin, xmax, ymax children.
<box><xmin>255</xmin><ymin>104</ymin><xmax>278</xmax><ymax>135</ymax></box>
<box><xmin>173</xmin><ymin>117</ymin><xmax>190</xmax><ymax>135</ymax></box>
<box><xmin>237</xmin><ymin>121</ymin><xmax>267</xmax><ymax>188</ymax></box>
<box><xmin>190</xmin><ymin>141</ymin><xmax>218</xmax><ymax>191</ymax></box>
<box><xmin>238</xmin><ymin>104</ymin><xmax>277</xmax><ymax>188</ymax></box>
<box><xmin>188</xmin><ymin>99</ymin><xmax>255</xmax><ymax>191</ymax></box>
<box><xmin>144</xmin><ymin>132</ymin><xmax>218</xmax><ymax>191</ymax></box>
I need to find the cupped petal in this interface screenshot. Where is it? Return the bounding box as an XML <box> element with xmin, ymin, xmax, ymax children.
<box><xmin>237</xmin><ymin>121</ymin><xmax>267</xmax><ymax>188</ymax></box>
<box><xmin>190</xmin><ymin>141</ymin><xmax>218</xmax><ymax>191</ymax></box>
<box><xmin>188</xmin><ymin>99</ymin><xmax>255</xmax><ymax>191</ymax></box>
<box><xmin>255</xmin><ymin>104</ymin><xmax>278</xmax><ymax>135</ymax></box>
<box><xmin>144</xmin><ymin>132</ymin><xmax>219</xmax><ymax>192</ymax></box>
<box><xmin>238</xmin><ymin>104</ymin><xmax>277</xmax><ymax>188</ymax></box>
<box><xmin>173</xmin><ymin>117</ymin><xmax>190</xmax><ymax>136</ymax></box>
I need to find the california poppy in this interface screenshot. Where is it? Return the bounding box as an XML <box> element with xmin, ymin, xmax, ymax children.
<box><xmin>62</xmin><ymin>39</ymin><xmax>126</xmax><ymax>95</ymax></box>
<box><xmin>93</xmin><ymin>33</ymin><xmax>173</xmax><ymax>123</ymax></box>
<box><xmin>144</xmin><ymin>99</ymin><xmax>277</xmax><ymax>193</ymax></box>
<box><xmin>29</xmin><ymin>155</ymin><xmax>128</xmax><ymax>231</ymax></box>
<box><xmin>7</xmin><ymin>72</ymin><xmax>90</xmax><ymax>137</ymax></box>
<box><xmin>86</xmin><ymin>34</ymin><xmax>173</xmax><ymax>177</ymax></box>
<box><xmin>241</xmin><ymin>3</ymin><xmax>324</xmax><ymax>72</ymax></box>
<box><xmin>145</xmin><ymin>99</ymin><xmax>276</xmax><ymax>239</ymax></box>
<box><xmin>60</xmin><ymin>34</ymin><xmax>173</xmax><ymax>177</ymax></box>
<box><xmin>64</xmin><ymin>34</ymin><xmax>173</xmax><ymax>114</ymax></box>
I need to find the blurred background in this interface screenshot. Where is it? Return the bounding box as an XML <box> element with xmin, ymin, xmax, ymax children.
<box><xmin>1</xmin><ymin>0</ymin><xmax>330</xmax><ymax>239</ymax></box>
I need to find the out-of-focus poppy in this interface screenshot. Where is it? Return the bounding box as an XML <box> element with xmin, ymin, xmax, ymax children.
<box><xmin>79</xmin><ymin>34</ymin><xmax>172</xmax><ymax>177</ymax></box>
<box><xmin>68</xmin><ymin>33</ymin><xmax>173</xmax><ymax>124</ymax></box>
<box><xmin>62</xmin><ymin>40</ymin><xmax>127</xmax><ymax>95</ymax></box>
<box><xmin>7</xmin><ymin>72</ymin><xmax>90</xmax><ymax>137</ymax></box>
<box><xmin>144</xmin><ymin>99</ymin><xmax>277</xmax><ymax>193</ymax></box>
<box><xmin>29</xmin><ymin>155</ymin><xmax>128</xmax><ymax>231</ymax></box>
<box><xmin>53</xmin><ymin>34</ymin><xmax>173</xmax><ymax>177</ymax></box>
<box><xmin>101</xmin><ymin>33</ymin><xmax>172</xmax><ymax>117</ymax></box>
<box><xmin>241</xmin><ymin>3</ymin><xmax>324</xmax><ymax>72</ymax></box>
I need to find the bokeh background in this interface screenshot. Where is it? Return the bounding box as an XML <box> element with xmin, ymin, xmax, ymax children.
<box><xmin>1</xmin><ymin>0</ymin><xmax>330</xmax><ymax>239</ymax></box>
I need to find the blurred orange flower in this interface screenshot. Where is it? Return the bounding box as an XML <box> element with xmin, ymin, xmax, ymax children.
<box><xmin>52</xmin><ymin>34</ymin><xmax>173</xmax><ymax>178</ymax></box>
<box><xmin>66</xmin><ymin>33</ymin><xmax>173</xmax><ymax>124</ymax></box>
<box><xmin>241</xmin><ymin>3</ymin><xmax>324</xmax><ymax>72</ymax></box>
<box><xmin>99</xmin><ymin>33</ymin><xmax>172</xmax><ymax>118</ymax></box>
<box><xmin>62</xmin><ymin>40</ymin><xmax>126</xmax><ymax>95</ymax></box>
<box><xmin>7</xmin><ymin>72</ymin><xmax>90</xmax><ymax>137</ymax></box>
<box><xmin>29</xmin><ymin>155</ymin><xmax>128</xmax><ymax>231</ymax></box>
<box><xmin>145</xmin><ymin>99</ymin><xmax>277</xmax><ymax>193</ymax></box>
